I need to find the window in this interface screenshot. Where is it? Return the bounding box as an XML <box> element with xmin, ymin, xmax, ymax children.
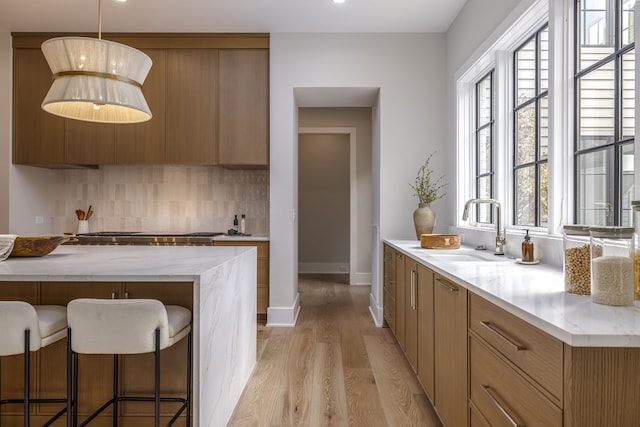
<box><xmin>513</xmin><ymin>25</ymin><xmax>549</xmax><ymax>227</ymax></box>
<box><xmin>475</xmin><ymin>71</ymin><xmax>494</xmax><ymax>223</ymax></box>
<box><xmin>575</xmin><ymin>0</ymin><xmax>635</xmax><ymax>226</ymax></box>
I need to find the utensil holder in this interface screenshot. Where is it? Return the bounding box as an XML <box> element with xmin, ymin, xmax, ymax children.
<box><xmin>77</xmin><ymin>220</ymin><xmax>89</xmax><ymax>235</ymax></box>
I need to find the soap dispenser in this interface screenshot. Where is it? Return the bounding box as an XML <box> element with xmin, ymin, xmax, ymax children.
<box><xmin>522</xmin><ymin>229</ymin><xmax>534</xmax><ymax>262</ymax></box>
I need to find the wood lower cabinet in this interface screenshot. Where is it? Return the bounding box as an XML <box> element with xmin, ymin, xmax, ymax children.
<box><xmin>394</xmin><ymin>251</ymin><xmax>406</xmax><ymax>350</ymax></box>
<box><xmin>433</xmin><ymin>274</ymin><xmax>468</xmax><ymax>427</ymax></box>
<box><xmin>0</xmin><ymin>280</ymin><xmax>193</xmax><ymax>426</ymax></box>
<box><xmin>470</xmin><ymin>335</ymin><xmax>562</xmax><ymax>427</ymax></box>
<box><xmin>214</xmin><ymin>240</ymin><xmax>269</xmax><ymax>320</ymax></box>
<box><xmin>383</xmin><ymin>245</ymin><xmax>396</xmax><ymax>330</ymax></box>
<box><xmin>416</xmin><ymin>264</ymin><xmax>434</xmax><ymax>403</ymax></box>
<box><xmin>404</xmin><ymin>258</ymin><xmax>418</xmax><ymax>370</ymax></box>
<box><xmin>218</xmin><ymin>49</ymin><xmax>269</xmax><ymax>168</ymax></box>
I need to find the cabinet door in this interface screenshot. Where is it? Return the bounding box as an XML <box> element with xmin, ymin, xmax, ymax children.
<box><xmin>395</xmin><ymin>251</ymin><xmax>406</xmax><ymax>350</ymax></box>
<box><xmin>434</xmin><ymin>274</ymin><xmax>468</xmax><ymax>427</ymax></box>
<box><xmin>417</xmin><ymin>264</ymin><xmax>435</xmax><ymax>403</ymax></box>
<box><xmin>383</xmin><ymin>245</ymin><xmax>396</xmax><ymax>330</ymax></box>
<box><xmin>13</xmin><ymin>49</ymin><xmax>65</xmax><ymax>165</ymax></box>
<box><xmin>215</xmin><ymin>240</ymin><xmax>269</xmax><ymax>317</ymax></box>
<box><xmin>167</xmin><ymin>49</ymin><xmax>218</xmax><ymax>164</ymax></box>
<box><xmin>218</xmin><ymin>49</ymin><xmax>269</xmax><ymax>168</ymax></box>
<box><xmin>405</xmin><ymin>258</ymin><xmax>418</xmax><ymax>371</ymax></box>
<box><xmin>65</xmin><ymin>120</ymin><xmax>115</xmax><ymax>164</ymax></box>
<box><xmin>116</xmin><ymin>49</ymin><xmax>167</xmax><ymax>164</ymax></box>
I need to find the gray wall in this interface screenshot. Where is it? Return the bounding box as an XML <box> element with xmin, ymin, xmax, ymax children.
<box><xmin>298</xmin><ymin>133</ymin><xmax>350</xmax><ymax>271</ymax></box>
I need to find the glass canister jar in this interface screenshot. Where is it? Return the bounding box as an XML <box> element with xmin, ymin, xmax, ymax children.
<box><xmin>632</xmin><ymin>200</ymin><xmax>640</xmax><ymax>300</ymax></box>
<box><xmin>563</xmin><ymin>225</ymin><xmax>592</xmax><ymax>295</ymax></box>
<box><xmin>589</xmin><ymin>227</ymin><xmax>635</xmax><ymax>306</ymax></box>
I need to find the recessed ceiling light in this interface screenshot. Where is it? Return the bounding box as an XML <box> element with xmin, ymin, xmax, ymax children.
<box><xmin>333</xmin><ymin>0</ymin><xmax>345</xmax><ymax>3</ymax></box>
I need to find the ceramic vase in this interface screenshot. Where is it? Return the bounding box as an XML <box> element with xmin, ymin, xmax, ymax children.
<box><xmin>413</xmin><ymin>203</ymin><xmax>435</xmax><ymax>239</ymax></box>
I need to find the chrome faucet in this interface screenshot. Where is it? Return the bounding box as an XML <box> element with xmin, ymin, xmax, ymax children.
<box><xmin>462</xmin><ymin>198</ymin><xmax>506</xmax><ymax>256</ymax></box>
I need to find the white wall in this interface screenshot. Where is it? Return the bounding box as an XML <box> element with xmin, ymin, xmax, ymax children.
<box><xmin>444</xmin><ymin>0</ymin><xmax>534</xmax><ymax>224</ymax></box>
<box><xmin>270</xmin><ymin>33</ymin><xmax>446</xmax><ymax>326</ymax></box>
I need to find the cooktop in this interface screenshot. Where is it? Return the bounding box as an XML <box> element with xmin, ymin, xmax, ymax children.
<box><xmin>78</xmin><ymin>231</ymin><xmax>225</xmax><ymax>237</ymax></box>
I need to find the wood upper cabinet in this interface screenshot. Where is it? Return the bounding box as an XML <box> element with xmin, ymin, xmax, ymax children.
<box><xmin>65</xmin><ymin>121</ymin><xmax>115</xmax><ymax>164</ymax></box>
<box><xmin>218</xmin><ymin>49</ymin><xmax>269</xmax><ymax>168</ymax></box>
<box><xmin>434</xmin><ymin>274</ymin><xmax>468</xmax><ymax>427</ymax></box>
<box><xmin>13</xmin><ymin>34</ymin><xmax>269</xmax><ymax>168</ymax></box>
<box><xmin>13</xmin><ymin>48</ymin><xmax>65</xmax><ymax>165</ymax></box>
<box><xmin>166</xmin><ymin>49</ymin><xmax>218</xmax><ymax>164</ymax></box>
<box><xmin>116</xmin><ymin>49</ymin><xmax>167</xmax><ymax>164</ymax></box>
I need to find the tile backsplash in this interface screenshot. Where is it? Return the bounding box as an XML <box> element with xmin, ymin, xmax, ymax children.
<box><xmin>52</xmin><ymin>165</ymin><xmax>269</xmax><ymax>236</ymax></box>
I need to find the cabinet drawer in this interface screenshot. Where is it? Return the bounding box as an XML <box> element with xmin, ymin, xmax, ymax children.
<box><xmin>383</xmin><ymin>289</ymin><xmax>395</xmax><ymax>329</ymax></box>
<box><xmin>469</xmin><ymin>293</ymin><xmax>563</xmax><ymax>403</ymax></box>
<box><xmin>470</xmin><ymin>336</ymin><xmax>562</xmax><ymax>427</ymax></box>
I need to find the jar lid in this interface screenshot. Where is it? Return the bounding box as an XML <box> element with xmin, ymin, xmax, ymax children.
<box><xmin>563</xmin><ymin>224</ymin><xmax>590</xmax><ymax>235</ymax></box>
<box><xmin>589</xmin><ymin>226</ymin><xmax>635</xmax><ymax>239</ymax></box>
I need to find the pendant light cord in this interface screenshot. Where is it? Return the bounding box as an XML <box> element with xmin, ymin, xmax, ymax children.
<box><xmin>98</xmin><ymin>0</ymin><xmax>102</xmax><ymax>40</ymax></box>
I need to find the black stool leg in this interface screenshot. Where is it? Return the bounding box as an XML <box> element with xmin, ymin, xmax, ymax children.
<box><xmin>155</xmin><ymin>328</ymin><xmax>160</xmax><ymax>427</ymax></box>
<box><xmin>67</xmin><ymin>328</ymin><xmax>73</xmax><ymax>427</ymax></box>
<box><xmin>186</xmin><ymin>330</ymin><xmax>192</xmax><ymax>427</ymax></box>
<box><xmin>24</xmin><ymin>329</ymin><xmax>30</xmax><ymax>427</ymax></box>
<box><xmin>73</xmin><ymin>351</ymin><xmax>79</xmax><ymax>427</ymax></box>
<box><xmin>113</xmin><ymin>354</ymin><xmax>118</xmax><ymax>427</ymax></box>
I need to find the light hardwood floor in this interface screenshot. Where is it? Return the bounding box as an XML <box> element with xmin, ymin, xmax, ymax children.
<box><xmin>228</xmin><ymin>274</ymin><xmax>443</xmax><ymax>427</ymax></box>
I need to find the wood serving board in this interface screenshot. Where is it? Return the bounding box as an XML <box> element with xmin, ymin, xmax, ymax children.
<box><xmin>420</xmin><ymin>234</ymin><xmax>460</xmax><ymax>249</ymax></box>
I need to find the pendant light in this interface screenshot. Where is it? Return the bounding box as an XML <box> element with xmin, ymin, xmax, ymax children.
<box><xmin>40</xmin><ymin>0</ymin><xmax>152</xmax><ymax>124</ymax></box>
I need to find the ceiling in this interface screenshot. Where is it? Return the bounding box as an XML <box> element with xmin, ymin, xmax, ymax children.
<box><xmin>0</xmin><ymin>0</ymin><xmax>468</xmax><ymax>34</ymax></box>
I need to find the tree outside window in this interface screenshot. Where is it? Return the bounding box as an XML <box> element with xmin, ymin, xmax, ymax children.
<box><xmin>514</xmin><ymin>25</ymin><xmax>549</xmax><ymax>227</ymax></box>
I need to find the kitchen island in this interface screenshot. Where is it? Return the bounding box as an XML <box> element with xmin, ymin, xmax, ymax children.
<box><xmin>0</xmin><ymin>245</ymin><xmax>257</xmax><ymax>427</ymax></box>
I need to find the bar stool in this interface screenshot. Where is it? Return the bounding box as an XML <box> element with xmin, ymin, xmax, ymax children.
<box><xmin>0</xmin><ymin>301</ymin><xmax>69</xmax><ymax>427</ymax></box>
<box><xmin>66</xmin><ymin>298</ymin><xmax>192</xmax><ymax>427</ymax></box>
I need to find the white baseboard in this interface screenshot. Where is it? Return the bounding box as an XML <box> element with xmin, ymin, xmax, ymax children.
<box><xmin>369</xmin><ymin>292</ymin><xmax>383</xmax><ymax>327</ymax></box>
<box><xmin>298</xmin><ymin>262</ymin><xmax>349</xmax><ymax>274</ymax></box>
<box><xmin>266</xmin><ymin>292</ymin><xmax>300</xmax><ymax>327</ymax></box>
<box><xmin>350</xmin><ymin>272</ymin><xmax>371</xmax><ymax>286</ymax></box>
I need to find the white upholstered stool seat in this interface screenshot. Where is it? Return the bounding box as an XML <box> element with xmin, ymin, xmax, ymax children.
<box><xmin>67</xmin><ymin>298</ymin><xmax>192</xmax><ymax>427</ymax></box>
<box><xmin>0</xmin><ymin>301</ymin><xmax>69</xmax><ymax>426</ymax></box>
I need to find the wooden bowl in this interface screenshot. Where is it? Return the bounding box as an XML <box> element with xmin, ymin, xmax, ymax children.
<box><xmin>9</xmin><ymin>236</ymin><xmax>69</xmax><ymax>257</ymax></box>
<box><xmin>420</xmin><ymin>234</ymin><xmax>461</xmax><ymax>250</ymax></box>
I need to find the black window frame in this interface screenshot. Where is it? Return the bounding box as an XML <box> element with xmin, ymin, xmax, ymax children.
<box><xmin>474</xmin><ymin>70</ymin><xmax>495</xmax><ymax>224</ymax></box>
<box><xmin>574</xmin><ymin>0</ymin><xmax>635</xmax><ymax>226</ymax></box>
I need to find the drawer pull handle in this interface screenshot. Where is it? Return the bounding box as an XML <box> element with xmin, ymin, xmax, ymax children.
<box><xmin>480</xmin><ymin>321</ymin><xmax>527</xmax><ymax>351</ymax></box>
<box><xmin>435</xmin><ymin>278</ymin><xmax>458</xmax><ymax>292</ymax></box>
<box><xmin>481</xmin><ymin>384</ymin><xmax>526</xmax><ymax>427</ymax></box>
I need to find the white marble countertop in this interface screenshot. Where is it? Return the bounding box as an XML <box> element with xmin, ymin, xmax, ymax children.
<box><xmin>385</xmin><ymin>239</ymin><xmax>640</xmax><ymax>348</ymax></box>
<box><xmin>0</xmin><ymin>245</ymin><xmax>254</xmax><ymax>281</ymax></box>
